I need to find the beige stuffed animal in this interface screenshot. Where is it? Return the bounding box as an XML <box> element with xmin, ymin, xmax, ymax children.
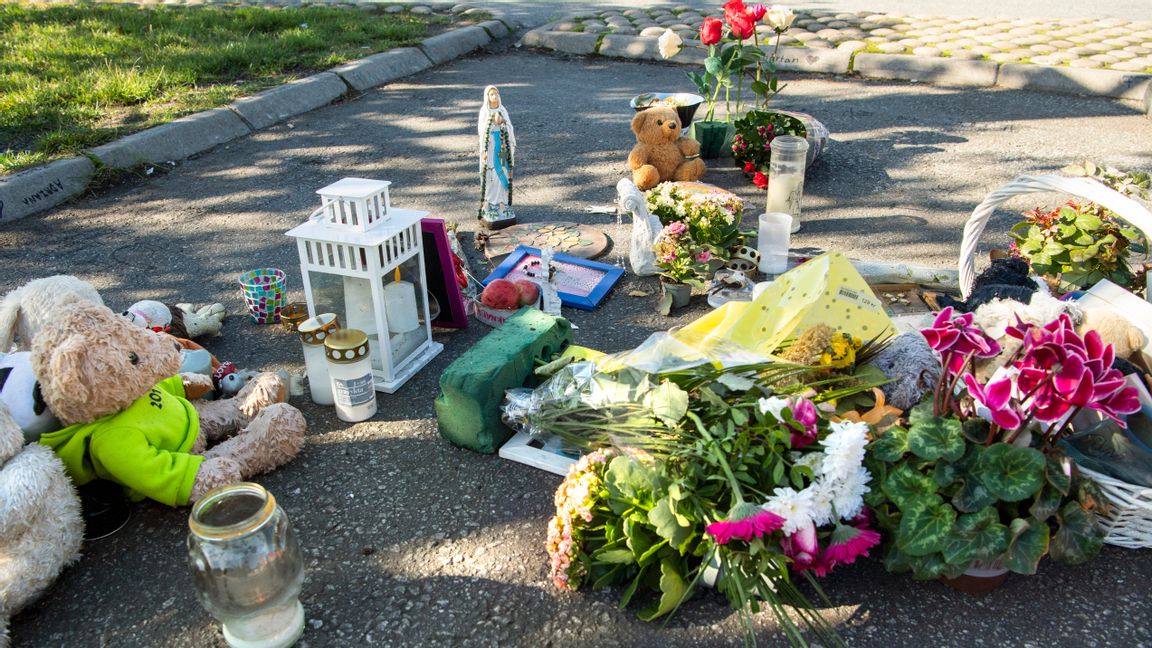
<box><xmin>32</xmin><ymin>300</ymin><xmax>306</xmax><ymax>506</ymax></box>
<box><xmin>0</xmin><ymin>401</ymin><xmax>83</xmax><ymax>647</ymax></box>
<box><xmin>627</xmin><ymin>105</ymin><xmax>706</xmax><ymax>191</ymax></box>
<box><xmin>1079</xmin><ymin>307</ymin><xmax>1147</xmax><ymax>361</ymax></box>
<box><xmin>0</xmin><ymin>275</ymin><xmax>104</xmax><ymax>352</ymax></box>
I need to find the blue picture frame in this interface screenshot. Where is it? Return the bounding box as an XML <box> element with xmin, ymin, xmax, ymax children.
<box><xmin>482</xmin><ymin>246</ymin><xmax>624</xmax><ymax>310</ymax></box>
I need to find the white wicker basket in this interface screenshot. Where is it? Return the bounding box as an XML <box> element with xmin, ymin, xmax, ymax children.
<box><xmin>1075</xmin><ymin>465</ymin><xmax>1152</xmax><ymax>549</ymax></box>
<box><xmin>957</xmin><ymin>174</ymin><xmax>1152</xmax><ymax>299</ymax></box>
<box><xmin>959</xmin><ymin>174</ymin><xmax>1152</xmax><ymax>548</ymax></box>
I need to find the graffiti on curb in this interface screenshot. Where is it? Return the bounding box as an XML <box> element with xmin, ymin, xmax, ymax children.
<box><xmin>5</xmin><ymin>179</ymin><xmax>66</xmax><ymax>218</ymax></box>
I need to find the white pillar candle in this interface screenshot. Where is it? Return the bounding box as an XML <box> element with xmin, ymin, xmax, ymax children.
<box><xmin>765</xmin><ymin>172</ymin><xmax>804</xmax><ymax>232</ymax></box>
<box><xmin>325</xmin><ymin>329</ymin><xmax>378</xmax><ymax>423</ymax></box>
<box><xmin>298</xmin><ymin>313</ymin><xmax>339</xmax><ymax>406</ymax></box>
<box><xmin>383</xmin><ymin>277</ymin><xmax>419</xmax><ymax>334</ymax></box>
<box><xmin>757</xmin><ymin>212</ymin><xmax>793</xmax><ymax>275</ymax></box>
<box><xmin>342</xmin><ymin>277</ymin><xmax>377</xmax><ymax>335</ymax></box>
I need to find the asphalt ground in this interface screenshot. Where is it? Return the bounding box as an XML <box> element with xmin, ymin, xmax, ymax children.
<box><xmin>4</xmin><ymin>32</ymin><xmax>1152</xmax><ymax>648</ymax></box>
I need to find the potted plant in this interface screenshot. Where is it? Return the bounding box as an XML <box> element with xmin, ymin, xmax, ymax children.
<box><xmin>652</xmin><ymin>221</ymin><xmax>709</xmax><ymax>315</ymax></box>
<box><xmin>1010</xmin><ymin>162</ymin><xmax>1150</xmax><ymax>296</ymax></box>
<box><xmin>865</xmin><ymin>307</ymin><xmax>1139</xmax><ymax>589</ymax></box>
<box><xmin>645</xmin><ymin>181</ymin><xmax>744</xmax><ymax>262</ymax></box>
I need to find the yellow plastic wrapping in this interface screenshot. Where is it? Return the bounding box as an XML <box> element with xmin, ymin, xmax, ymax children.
<box><xmin>673</xmin><ymin>251</ymin><xmax>896</xmax><ymax>356</ymax></box>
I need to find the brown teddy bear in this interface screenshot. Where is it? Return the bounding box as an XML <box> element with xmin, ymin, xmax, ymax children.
<box><xmin>32</xmin><ymin>299</ymin><xmax>306</xmax><ymax>506</ymax></box>
<box><xmin>627</xmin><ymin>105</ymin><xmax>706</xmax><ymax>191</ymax></box>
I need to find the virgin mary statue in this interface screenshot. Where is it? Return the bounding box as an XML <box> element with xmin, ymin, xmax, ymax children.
<box><xmin>477</xmin><ymin>85</ymin><xmax>516</xmax><ymax>227</ymax></box>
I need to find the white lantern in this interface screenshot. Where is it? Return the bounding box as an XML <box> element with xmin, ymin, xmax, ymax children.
<box><xmin>286</xmin><ymin>179</ymin><xmax>442</xmax><ymax>393</ymax></box>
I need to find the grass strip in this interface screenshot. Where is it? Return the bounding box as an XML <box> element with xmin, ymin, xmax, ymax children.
<box><xmin>0</xmin><ymin>3</ymin><xmax>450</xmax><ymax>173</ymax></box>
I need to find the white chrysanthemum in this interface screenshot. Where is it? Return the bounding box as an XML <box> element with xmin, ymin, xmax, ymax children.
<box><xmin>805</xmin><ymin>479</ymin><xmax>836</xmax><ymax>527</ymax></box>
<box><xmin>758</xmin><ymin>396</ymin><xmax>789</xmax><ymax>420</ymax></box>
<box><xmin>794</xmin><ymin>451</ymin><xmax>824</xmax><ymax>476</ymax></box>
<box><xmin>821</xmin><ymin>419</ymin><xmax>869</xmax><ymax>482</ymax></box>
<box><xmin>831</xmin><ymin>466</ymin><xmax>871</xmax><ymax>521</ymax></box>
<box><xmin>763</xmin><ymin>486</ymin><xmax>813</xmax><ymax>535</ymax></box>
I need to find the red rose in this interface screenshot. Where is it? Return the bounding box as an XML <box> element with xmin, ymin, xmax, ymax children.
<box><xmin>743</xmin><ymin>161</ymin><xmax>756</xmax><ymax>173</ymax></box>
<box><xmin>753</xmin><ymin>171</ymin><xmax>768</xmax><ymax>188</ymax></box>
<box><xmin>723</xmin><ymin>0</ymin><xmax>756</xmax><ymax>40</ymax></box>
<box><xmin>700</xmin><ymin>17</ymin><xmax>724</xmax><ymax>45</ymax></box>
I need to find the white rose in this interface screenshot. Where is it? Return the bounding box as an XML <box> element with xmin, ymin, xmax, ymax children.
<box><xmin>658</xmin><ymin>29</ymin><xmax>683</xmax><ymax>59</ymax></box>
<box><xmin>766</xmin><ymin>5</ymin><xmax>795</xmax><ymax>32</ymax></box>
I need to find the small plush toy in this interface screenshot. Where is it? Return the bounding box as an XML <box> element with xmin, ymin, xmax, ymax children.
<box><xmin>870</xmin><ymin>332</ymin><xmax>942</xmax><ymax>411</ymax></box>
<box><xmin>0</xmin><ymin>351</ymin><xmax>59</xmax><ymax>444</ymax></box>
<box><xmin>0</xmin><ymin>400</ymin><xmax>83</xmax><ymax>646</ymax></box>
<box><xmin>33</xmin><ymin>300</ymin><xmax>306</xmax><ymax>507</ymax></box>
<box><xmin>936</xmin><ymin>257</ymin><xmax>1041</xmax><ymax>313</ymax></box>
<box><xmin>122</xmin><ymin>300</ymin><xmax>227</xmax><ymax>339</ymax></box>
<box><xmin>1079</xmin><ymin>307</ymin><xmax>1147</xmax><ymax>362</ymax></box>
<box><xmin>627</xmin><ymin>105</ymin><xmax>706</xmax><ymax>191</ymax></box>
<box><xmin>0</xmin><ymin>275</ymin><xmax>104</xmax><ymax>352</ymax></box>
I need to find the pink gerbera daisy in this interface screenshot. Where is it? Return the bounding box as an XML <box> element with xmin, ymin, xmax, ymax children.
<box><xmin>706</xmin><ymin>502</ymin><xmax>785</xmax><ymax>545</ymax></box>
<box><xmin>823</xmin><ymin>522</ymin><xmax>881</xmax><ymax>568</ymax></box>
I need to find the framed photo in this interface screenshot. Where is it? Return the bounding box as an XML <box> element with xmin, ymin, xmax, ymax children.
<box><xmin>482</xmin><ymin>245</ymin><xmax>624</xmax><ymax>310</ymax></box>
<box><xmin>420</xmin><ymin>218</ymin><xmax>469</xmax><ymax>329</ymax></box>
<box><xmin>498</xmin><ymin>430</ymin><xmax>581</xmax><ymax>476</ymax></box>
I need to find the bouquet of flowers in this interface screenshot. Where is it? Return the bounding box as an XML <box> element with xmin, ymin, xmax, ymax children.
<box><xmin>509</xmin><ymin>338</ymin><xmax>888</xmax><ymax>647</ymax></box>
<box><xmin>646</xmin><ymin>182</ymin><xmax>744</xmax><ymax>256</ymax></box>
<box><xmin>865</xmin><ymin>307</ymin><xmax>1137</xmax><ymax>580</ymax></box>
<box><xmin>653</xmin><ymin>221</ymin><xmax>712</xmax><ymax>287</ymax></box>
<box><xmin>732</xmin><ymin>110</ymin><xmax>807</xmax><ymax>187</ymax></box>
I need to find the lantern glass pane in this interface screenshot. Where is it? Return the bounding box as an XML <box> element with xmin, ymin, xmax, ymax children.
<box><xmin>381</xmin><ymin>256</ymin><xmax>429</xmax><ymax>368</ymax></box>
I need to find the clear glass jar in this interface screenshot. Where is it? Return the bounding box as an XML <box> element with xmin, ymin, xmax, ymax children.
<box><xmin>765</xmin><ymin>135</ymin><xmax>810</xmax><ymax>234</ymax></box>
<box><xmin>187</xmin><ymin>483</ymin><xmax>305</xmax><ymax>648</ymax></box>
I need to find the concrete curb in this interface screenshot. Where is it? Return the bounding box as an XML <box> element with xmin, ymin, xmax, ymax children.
<box><xmin>521</xmin><ymin>28</ymin><xmax>600</xmax><ymax>56</ymax></box>
<box><xmin>2</xmin><ymin>9</ymin><xmax>515</xmax><ymax>223</ymax></box>
<box><xmin>332</xmin><ymin>47</ymin><xmax>435</xmax><ymax>92</ymax></box>
<box><xmin>89</xmin><ymin>108</ymin><xmax>251</xmax><ymax>170</ymax></box>
<box><xmin>997</xmin><ymin>64</ymin><xmax>1152</xmax><ymax>102</ymax></box>
<box><xmin>771</xmin><ymin>45</ymin><xmax>856</xmax><ymax>75</ymax></box>
<box><xmin>419</xmin><ymin>25</ymin><xmax>493</xmax><ymax>65</ymax></box>
<box><xmin>229</xmin><ymin>72</ymin><xmax>349</xmax><ymax>130</ymax></box>
<box><xmin>0</xmin><ymin>156</ymin><xmax>95</xmax><ymax>223</ymax></box>
<box><xmin>854</xmin><ymin>54</ymin><xmax>998</xmax><ymax>88</ymax></box>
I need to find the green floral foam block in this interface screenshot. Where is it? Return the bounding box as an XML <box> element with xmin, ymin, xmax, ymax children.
<box><xmin>435</xmin><ymin>308</ymin><xmax>573</xmax><ymax>453</ymax></box>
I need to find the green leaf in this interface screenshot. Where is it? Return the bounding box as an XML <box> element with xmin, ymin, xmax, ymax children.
<box><xmin>882</xmin><ymin>464</ymin><xmax>938</xmax><ymax>511</ymax></box>
<box><xmin>618</xmin><ymin>569</ymin><xmax>645</xmax><ymax>608</ymax></box>
<box><xmin>1074</xmin><ymin>209</ymin><xmax>1104</xmax><ymax>231</ymax></box>
<box><xmin>952</xmin><ymin>475</ymin><xmax>998</xmax><ymax>513</ymax></box>
<box><xmin>729</xmin><ymin>407</ymin><xmax>748</xmax><ymax>426</ymax></box>
<box><xmin>594</xmin><ymin>548</ymin><xmax>636</xmax><ymax>564</ymax></box>
<box><xmin>907</xmin><ymin>408</ymin><xmax>965</xmax><ymax>461</ymax></box>
<box><xmin>1045</xmin><ymin>454</ymin><xmax>1072</xmax><ymax>495</ymax></box>
<box><xmin>771</xmin><ymin>460</ymin><xmax>786</xmax><ymax>486</ymax></box>
<box><xmin>977</xmin><ymin>444</ymin><xmax>1046</xmax><ymax>502</ymax></box>
<box><xmin>897</xmin><ymin>502</ymin><xmax>956</xmax><ymax>556</ymax></box>
<box><xmin>716</xmin><ymin>372</ymin><xmax>755</xmax><ymax>392</ymax></box>
<box><xmin>750</xmin><ymin>80</ymin><xmax>770</xmax><ymax>96</ymax></box>
<box><xmin>1004</xmin><ymin>518</ymin><xmax>1049</xmax><ymax>575</ymax></box>
<box><xmin>686</xmin><ymin>71</ymin><xmax>710</xmax><ymax>96</ymax></box>
<box><xmin>648</xmin><ymin>496</ymin><xmax>693</xmax><ymax>550</ymax></box>
<box><xmin>933</xmin><ymin>461</ymin><xmax>958</xmax><ymax>488</ymax></box>
<box><xmin>637</xmin><ymin>559</ymin><xmax>689</xmax><ymax>621</ymax></box>
<box><xmin>941</xmin><ymin>507</ymin><xmax>1008</xmax><ymax>565</ymax></box>
<box><xmin>1029</xmin><ymin>484</ymin><xmax>1064</xmax><ymax>522</ymax></box>
<box><xmin>605</xmin><ymin>456</ymin><xmax>665</xmax><ymax>509</ymax></box>
<box><xmin>704</xmin><ymin>55</ymin><xmax>724</xmax><ymax>76</ymax></box>
<box><xmin>1050</xmin><ymin>502</ymin><xmax>1104</xmax><ymax>565</ymax></box>
<box><xmin>871</xmin><ymin>425</ymin><xmax>910</xmax><ymax>462</ymax></box>
<box><xmin>644</xmin><ymin>381</ymin><xmax>689</xmax><ymax>426</ymax></box>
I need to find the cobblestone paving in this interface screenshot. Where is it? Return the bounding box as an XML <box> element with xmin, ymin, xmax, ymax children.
<box><xmin>550</xmin><ymin>6</ymin><xmax>1152</xmax><ymax>73</ymax></box>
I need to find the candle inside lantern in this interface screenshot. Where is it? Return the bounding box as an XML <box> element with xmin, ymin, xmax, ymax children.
<box><xmin>382</xmin><ymin>267</ymin><xmax>419</xmax><ymax>334</ymax></box>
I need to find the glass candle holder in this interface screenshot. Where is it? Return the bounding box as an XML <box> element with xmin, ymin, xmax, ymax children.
<box><xmin>757</xmin><ymin>212</ymin><xmax>793</xmax><ymax>276</ymax></box>
<box><xmin>187</xmin><ymin>483</ymin><xmax>305</xmax><ymax>648</ymax></box>
<box><xmin>298</xmin><ymin>313</ymin><xmax>339</xmax><ymax>406</ymax></box>
<box><xmin>766</xmin><ymin>135</ymin><xmax>810</xmax><ymax>234</ymax></box>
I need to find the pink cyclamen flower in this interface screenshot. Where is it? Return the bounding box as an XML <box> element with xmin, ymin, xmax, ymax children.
<box><xmin>786</xmin><ymin>397</ymin><xmax>820</xmax><ymax>448</ymax></box>
<box><xmin>706</xmin><ymin>503</ymin><xmax>785</xmax><ymax>545</ymax></box>
<box><xmin>823</xmin><ymin>522</ymin><xmax>881</xmax><ymax>568</ymax></box>
<box><xmin>921</xmin><ymin>306</ymin><xmax>1002</xmax><ymax>374</ymax></box>
<box><xmin>1013</xmin><ymin>314</ymin><xmax>1140</xmax><ymax>425</ymax></box>
<box><xmin>665</xmin><ymin>221</ymin><xmax>688</xmax><ymax>236</ymax></box>
<box><xmin>696</xmin><ymin>251</ymin><xmax>713</xmax><ymax>263</ymax></box>
<box><xmin>963</xmin><ymin>374</ymin><xmax>1023</xmax><ymax>430</ymax></box>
